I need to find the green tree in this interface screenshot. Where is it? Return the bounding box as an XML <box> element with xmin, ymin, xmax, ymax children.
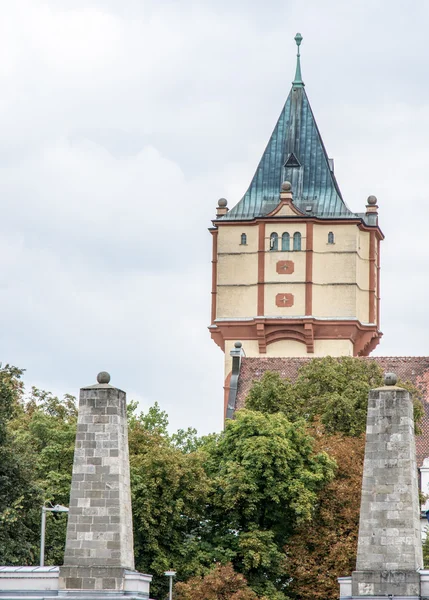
<box><xmin>244</xmin><ymin>357</ymin><xmax>424</xmax><ymax>598</ymax></box>
<box><xmin>175</xmin><ymin>563</ymin><xmax>261</xmax><ymax>600</ymax></box>
<box><xmin>246</xmin><ymin>357</ymin><xmax>423</xmax><ymax>436</ymax></box>
<box><xmin>246</xmin><ymin>371</ymin><xmax>297</xmax><ymax>418</ymax></box>
<box><xmin>0</xmin><ymin>365</ymin><xmax>42</xmax><ymax>564</ymax></box>
<box><xmin>201</xmin><ymin>410</ymin><xmax>336</xmax><ymax>599</ymax></box>
<box><xmin>284</xmin><ymin>428</ymin><xmax>364</xmax><ymax>600</ymax></box>
<box><xmin>423</xmin><ymin>528</ymin><xmax>429</xmax><ymax>568</ymax></box>
<box><xmin>9</xmin><ymin>387</ymin><xmax>77</xmax><ymax>565</ymax></box>
<box><xmin>128</xmin><ymin>403</ymin><xmax>210</xmax><ymax>599</ymax></box>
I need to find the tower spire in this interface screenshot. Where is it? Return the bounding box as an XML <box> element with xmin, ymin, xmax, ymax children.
<box><xmin>292</xmin><ymin>32</ymin><xmax>304</xmax><ymax>88</ymax></box>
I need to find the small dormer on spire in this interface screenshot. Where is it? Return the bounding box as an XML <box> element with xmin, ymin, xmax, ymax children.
<box><xmin>292</xmin><ymin>33</ymin><xmax>304</xmax><ymax>88</ymax></box>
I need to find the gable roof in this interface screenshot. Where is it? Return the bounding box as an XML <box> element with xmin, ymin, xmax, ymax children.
<box><xmin>234</xmin><ymin>356</ymin><xmax>429</xmax><ymax>467</ymax></box>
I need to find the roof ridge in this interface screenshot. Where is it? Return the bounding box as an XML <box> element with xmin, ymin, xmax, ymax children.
<box><xmin>241</xmin><ymin>355</ymin><xmax>429</xmax><ymax>359</ymax></box>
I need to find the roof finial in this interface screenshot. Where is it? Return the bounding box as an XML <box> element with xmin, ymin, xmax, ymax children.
<box><xmin>292</xmin><ymin>33</ymin><xmax>305</xmax><ymax>88</ymax></box>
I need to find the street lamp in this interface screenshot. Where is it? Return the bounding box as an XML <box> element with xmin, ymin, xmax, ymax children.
<box><xmin>40</xmin><ymin>504</ymin><xmax>69</xmax><ymax>567</ymax></box>
<box><xmin>164</xmin><ymin>570</ymin><xmax>176</xmax><ymax>600</ymax></box>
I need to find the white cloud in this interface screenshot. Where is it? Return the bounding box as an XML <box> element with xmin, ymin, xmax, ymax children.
<box><xmin>0</xmin><ymin>0</ymin><xmax>428</xmax><ymax>433</ymax></box>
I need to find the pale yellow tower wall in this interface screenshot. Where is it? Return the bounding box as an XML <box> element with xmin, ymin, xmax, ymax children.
<box><xmin>217</xmin><ymin>286</ymin><xmax>257</xmax><ymax>318</ymax></box>
<box><xmin>216</xmin><ymin>225</ymin><xmax>259</xmax><ymax>318</ymax></box>
<box><xmin>214</xmin><ymin>217</ymin><xmax>378</xmax><ymax>382</ymax></box>
<box><xmin>218</xmin><ymin>225</ymin><xmax>258</xmax><ymax>253</ymax></box>
<box><xmin>216</xmin><ymin>220</ymin><xmax>372</xmax><ymax>321</ymax></box>
<box><xmin>217</xmin><ymin>254</ymin><xmax>257</xmax><ymax>285</ymax></box>
<box><xmin>312</xmin><ymin>285</ymin><xmax>356</xmax><ymax>318</ymax></box>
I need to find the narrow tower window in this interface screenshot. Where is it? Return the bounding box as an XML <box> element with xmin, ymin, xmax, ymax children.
<box><xmin>328</xmin><ymin>231</ymin><xmax>334</xmax><ymax>244</ymax></box>
<box><xmin>281</xmin><ymin>232</ymin><xmax>290</xmax><ymax>251</ymax></box>
<box><xmin>270</xmin><ymin>232</ymin><xmax>278</xmax><ymax>251</ymax></box>
<box><xmin>293</xmin><ymin>232</ymin><xmax>301</xmax><ymax>251</ymax></box>
<box><xmin>240</xmin><ymin>233</ymin><xmax>247</xmax><ymax>245</ymax></box>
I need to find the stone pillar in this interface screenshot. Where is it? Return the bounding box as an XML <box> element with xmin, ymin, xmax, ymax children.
<box><xmin>351</xmin><ymin>373</ymin><xmax>423</xmax><ymax>598</ymax></box>
<box><xmin>59</xmin><ymin>372</ymin><xmax>150</xmax><ymax>597</ymax></box>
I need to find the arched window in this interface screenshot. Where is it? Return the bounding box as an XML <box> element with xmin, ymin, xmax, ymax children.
<box><xmin>281</xmin><ymin>232</ymin><xmax>290</xmax><ymax>251</ymax></box>
<box><xmin>270</xmin><ymin>232</ymin><xmax>278</xmax><ymax>251</ymax></box>
<box><xmin>240</xmin><ymin>233</ymin><xmax>247</xmax><ymax>245</ymax></box>
<box><xmin>293</xmin><ymin>232</ymin><xmax>301</xmax><ymax>251</ymax></box>
<box><xmin>328</xmin><ymin>231</ymin><xmax>334</xmax><ymax>244</ymax></box>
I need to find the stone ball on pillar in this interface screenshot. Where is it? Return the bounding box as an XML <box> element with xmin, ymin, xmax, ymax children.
<box><xmin>281</xmin><ymin>181</ymin><xmax>292</xmax><ymax>192</ymax></box>
<box><xmin>97</xmin><ymin>371</ymin><xmax>111</xmax><ymax>384</ymax></box>
<box><xmin>384</xmin><ymin>372</ymin><xmax>397</xmax><ymax>386</ymax></box>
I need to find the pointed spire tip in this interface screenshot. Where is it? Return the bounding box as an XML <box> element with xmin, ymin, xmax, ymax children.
<box><xmin>292</xmin><ymin>32</ymin><xmax>305</xmax><ymax>88</ymax></box>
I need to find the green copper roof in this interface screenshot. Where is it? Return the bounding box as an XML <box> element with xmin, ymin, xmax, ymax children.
<box><xmin>224</xmin><ymin>35</ymin><xmax>358</xmax><ymax>221</ymax></box>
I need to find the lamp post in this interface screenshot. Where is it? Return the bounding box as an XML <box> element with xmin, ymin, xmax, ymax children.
<box><xmin>40</xmin><ymin>504</ymin><xmax>69</xmax><ymax>567</ymax></box>
<box><xmin>164</xmin><ymin>570</ymin><xmax>176</xmax><ymax>600</ymax></box>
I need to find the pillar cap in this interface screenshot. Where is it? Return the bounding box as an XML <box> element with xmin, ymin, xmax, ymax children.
<box><xmin>81</xmin><ymin>372</ymin><xmax>124</xmax><ymax>392</ymax></box>
<box><xmin>384</xmin><ymin>372</ymin><xmax>397</xmax><ymax>386</ymax></box>
<box><xmin>97</xmin><ymin>371</ymin><xmax>111</xmax><ymax>384</ymax></box>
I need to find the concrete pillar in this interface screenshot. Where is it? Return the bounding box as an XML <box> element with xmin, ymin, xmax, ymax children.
<box><xmin>351</xmin><ymin>373</ymin><xmax>423</xmax><ymax>598</ymax></box>
<box><xmin>59</xmin><ymin>372</ymin><xmax>146</xmax><ymax>596</ymax></box>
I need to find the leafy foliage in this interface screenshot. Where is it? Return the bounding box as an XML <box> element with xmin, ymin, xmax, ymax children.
<box><xmin>246</xmin><ymin>372</ymin><xmax>296</xmax><ymax>418</ymax></box>
<box><xmin>284</xmin><ymin>426</ymin><xmax>364</xmax><ymax>599</ymax></box>
<box><xmin>175</xmin><ymin>563</ymin><xmax>260</xmax><ymax>600</ymax></box>
<box><xmin>127</xmin><ymin>402</ymin><xmax>211</xmax><ymax>598</ymax></box>
<box><xmin>200</xmin><ymin>410</ymin><xmax>336</xmax><ymax>599</ymax></box>
<box><xmin>3</xmin><ymin>356</ymin><xmax>423</xmax><ymax>600</ymax></box>
<box><xmin>0</xmin><ymin>365</ymin><xmax>41</xmax><ymax>564</ymax></box>
<box><xmin>246</xmin><ymin>357</ymin><xmax>423</xmax><ymax>436</ymax></box>
<box><xmin>8</xmin><ymin>386</ymin><xmax>77</xmax><ymax>565</ymax></box>
<box><xmin>423</xmin><ymin>527</ymin><xmax>429</xmax><ymax>568</ymax></box>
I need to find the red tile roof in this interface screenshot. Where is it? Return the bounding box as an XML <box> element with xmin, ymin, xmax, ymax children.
<box><xmin>236</xmin><ymin>356</ymin><xmax>429</xmax><ymax>467</ymax></box>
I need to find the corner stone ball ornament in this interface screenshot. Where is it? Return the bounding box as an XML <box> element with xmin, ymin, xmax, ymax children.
<box><xmin>384</xmin><ymin>372</ymin><xmax>398</xmax><ymax>386</ymax></box>
<box><xmin>281</xmin><ymin>181</ymin><xmax>292</xmax><ymax>192</ymax></box>
<box><xmin>367</xmin><ymin>194</ymin><xmax>378</xmax><ymax>205</ymax></box>
<box><xmin>97</xmin><ymin>371</ymin><xmax>111</xmax><ymax>384</ymax></box>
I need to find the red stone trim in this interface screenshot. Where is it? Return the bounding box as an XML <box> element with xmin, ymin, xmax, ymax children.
<box><xmin>305</xmin><ymin>222</ymin><xmax>313</xmax><ymax>315</ymax></box>
<box><xmin>211</xmin><ymin>229</ymin><xmax>218</xmax><ymax>324</ymax></box>
<box><xmin>304</xmin><ymin>322</ymin><xmax>315</xmax><ymax>353</ymax></box>
<box><xmin>209</xmin><ymin>317</ymin><xmax>382</xmax><ymax>357</ymax></box>
<box><xmin>369</xmin><ymin>231</ymin><xmax>376</xmax><ymax>323</ymax></box>
<box><xmin>265</xmin><ymin>198</ymin><xmax>305</xmax><ymax>217</ymax></box>
<box><xmin>276</xmin><ymin>260</ymin><xmax>294</xmax><ymax>274</ymax></box>
<box><xmin>212</xmin><ymin>217</ymin><xmax>384</xmax><ymax>240</ymax></box>
<box><xmin>276</xmin><ymin>293</ymin><xmax>294</xmax><ymax>307</ymax></box>
<box><xmin>256</xmin><ymin>320</ymin><xmax>266</xmax><ymax>353</ymax></box>
<box><xmin>376</xmin><ymin>237</ymin><xmax>381</xmax><ymax>327</ymax></box>
<box><xmin>257</xmin><ymin>223</ymin><xmax>265</xmax><ymax>316</ymax></box>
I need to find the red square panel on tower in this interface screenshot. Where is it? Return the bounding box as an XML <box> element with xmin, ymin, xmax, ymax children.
<box><xmin>276</xmin><ymin>260</ymin><xmax>294</xmax><ymax>274</ymax></box>
<box><xmin>276</xmin><ymin>293</ymin><xmax>294</xmax><ymax>307</ymax></box>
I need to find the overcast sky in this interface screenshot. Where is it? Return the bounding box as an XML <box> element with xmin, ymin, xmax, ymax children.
<box><xmin>1</xmin><ymin>0</ymin><xmax>428</xmax><ymax>434</ymax></box>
